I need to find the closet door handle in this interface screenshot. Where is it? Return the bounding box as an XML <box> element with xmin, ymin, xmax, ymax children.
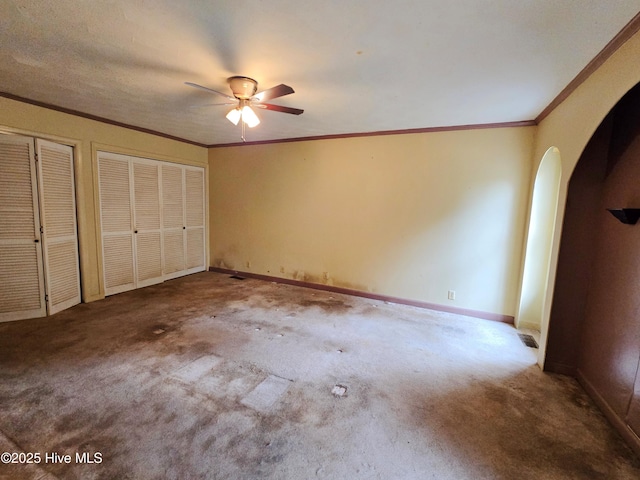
<box><xmin>34</xmin><ymin>239</ymin><xmax>39</xmax><ymax>243</ymax></box>
<box><xmin>134</xmin><ymin>230</ymin><xmax>138</xmax><ymax>234</ymax></box>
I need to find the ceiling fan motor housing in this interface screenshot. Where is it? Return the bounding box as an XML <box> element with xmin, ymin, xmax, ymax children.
<box><xmin>228</xmin><ymin>76</ymin><xmax>258</xmax><ymax>99</ymax></box>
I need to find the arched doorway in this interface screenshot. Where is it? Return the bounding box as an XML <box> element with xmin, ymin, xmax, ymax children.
<box><xmin>545</xmin><ymin>81</ymin><xmax>640</xmax><ymax>453</ymax></box>
<box><xmin>516</xmin><ymin>147</ymin><xmax>561</xmax><ymax>366</ymax></box>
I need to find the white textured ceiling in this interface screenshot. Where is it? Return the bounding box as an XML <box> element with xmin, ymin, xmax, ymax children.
<box><xmin>1</xmin><ymin>1</ymin><xmax>639</xmax><ymax>146</ymax></box>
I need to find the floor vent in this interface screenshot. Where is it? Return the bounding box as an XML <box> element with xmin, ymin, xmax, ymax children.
<box><xmin>229</xmin><ymin>275</ymin><xmax>245</xmax><ymax>280</ymax></box>
<box><xmin>518</xmin><ymin>333</ymin><xmax>538</xmax><ymax>348</ymax></box>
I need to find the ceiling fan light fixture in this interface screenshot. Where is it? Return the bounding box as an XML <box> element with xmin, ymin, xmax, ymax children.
<box><xmin>226</xmin><ymin>107</ymin><xmax>241</xmax><ymax>125</ymax></box>
<box><xmin>228</xmin><ymin>76</ymin><xmax>258</xmax><ymax>99</ymax></box>
<box><xmin>241</xmin><ymin>105</ymin><xmax>260</xmax><ymax>128</ymax></box>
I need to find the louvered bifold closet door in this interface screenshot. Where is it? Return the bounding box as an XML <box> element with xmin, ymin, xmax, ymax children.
<box><xmin>0</xmin><ymin>135</ymin><xmax>46</xmax><ymax>321</ymax></box>
<box><xmin>185</xmin><ymin>166</ymin><xmax>206</xmax><ymax>273</ymax></box>
<box><xmin>98</xmin><ymin>153</ymin><xmax>135</xmax><ymax>295</ymax></box>
<box><xmin>132</xmin><ymin>159</ymin><xmax>163</xmax><ymax>287</ymax></box>
<box><xmin>161</xmin><ymin>164</ymin><xmax>186</xmax><ymax>279</ymax></box>
<box><xmin>36</xmin><ymin>139</ymin><xmax>81</xmax><ymax>314</ymax></box>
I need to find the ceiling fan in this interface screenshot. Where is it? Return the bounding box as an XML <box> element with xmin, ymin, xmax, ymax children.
<box><xmin>185</xmin><ymin>76</ymin><xmax>303</xmax><ymax>140</ymax></box>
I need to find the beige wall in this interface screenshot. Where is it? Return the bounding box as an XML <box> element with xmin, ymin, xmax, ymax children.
<box><xmin>210</xmin><ymin>127</ymin><xmax>535</xmax><ymax>317</ymax></box>
<box><xmin>0</xmin><ymin>97</ymin><xmax>208</xmax><ymax>302</ymax></box>
<box><xmin>532</xmin><ymin>29</ymin><xmax>640</xmax><ymax>365</ymax></box>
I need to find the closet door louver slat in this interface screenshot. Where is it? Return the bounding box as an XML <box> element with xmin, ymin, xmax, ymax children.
<box><xmin>185</xmin><ymin>167</ymin><xmax>206</xmax><ymax>272</ymax></box>
<box><xmin>161</xmin><ymin>164</ymin><xmax>186</xmax><ymax>279</ymax></box>
<box><xmin>0</xmin><ymin>135</ymin><xmax>46</xmax><ymax>321</ymax></box>
<box><xmin>98</xmin><ymin>153</ymin><xmax>135</xmax><ymax>295</ymax></box>
<box><xmin>36</xmin><ymin>140</ymin><xmax>81</xmax><ymax>314</ymax></box>
<box><xmin>133</xmin><ymin>160</ymin><xmax>163</xmax><ymax>287</ymax></box>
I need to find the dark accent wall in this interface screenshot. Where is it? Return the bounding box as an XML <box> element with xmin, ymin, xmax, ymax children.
<box><xmin>546</xmin><ymin>82</ymin><xmax>640</xmax><ymax>450</ymax></box>
<box><xmin>545</xmin><ymin>114</ymin><xmax>612</xmax><ymax>373</ymax></box>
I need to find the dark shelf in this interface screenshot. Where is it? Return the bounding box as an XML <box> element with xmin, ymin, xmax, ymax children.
<box><xmin>607</xmin><ymin>208</ymin><xmax>640</xmax><ymax>225</ymax></box>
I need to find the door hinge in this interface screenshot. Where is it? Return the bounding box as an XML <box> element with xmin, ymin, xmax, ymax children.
<box><xmin>40</xmin><ymin>226</ymin><xmax>44</xmax><ymax>234</ymax></box>
<box><xmin>35</xmin><ymin>153</ymin><xmax>39</xmax><ymax>162</ymax></box>
<box><xmin>45</xmin><ymin>294</ymin><xmax>49</xmax><ymax>302</ymax></box>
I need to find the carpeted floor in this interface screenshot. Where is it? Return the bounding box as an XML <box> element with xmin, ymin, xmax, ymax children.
<box><xmin>0</xmin><ymin>271</ymin><xmax>639</xmax><ymax>479</ymax></box>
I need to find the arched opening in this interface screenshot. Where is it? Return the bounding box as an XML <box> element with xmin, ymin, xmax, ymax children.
<box><xmin>516</xmin><ymin>147</ymin><xmax>562</xmax><ymax>352</ymax></box>
<box><xmin>545</xmin><ymin>81</ymin><xmax>640</xmax><ymax>453</ymax></box>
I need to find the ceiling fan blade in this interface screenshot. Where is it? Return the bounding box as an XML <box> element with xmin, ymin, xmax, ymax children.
<box><xmin>255</xmin><ymin>103</ymin><xmax>304</xmax><ymax>115</ymax></box>
<box><xmin>189</xmin><ymin>102</ymin><xmax>237</xmax><ymax>108</ymax></box>
<box><xmin>252</xmin><ymin>84</ymin><xmax>295</xmax><ymax>102</ymax></box>
<box><xmin>184</xmin><ymin>82</ymin><xmax>235</xmax><ymax>101</ymax></box>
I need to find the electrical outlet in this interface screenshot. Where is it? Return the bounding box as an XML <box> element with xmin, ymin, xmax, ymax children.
<box><xmin>448</xmin><ymin>290</ymin><xmax>456</xmax><ymax>300</ymax></box>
